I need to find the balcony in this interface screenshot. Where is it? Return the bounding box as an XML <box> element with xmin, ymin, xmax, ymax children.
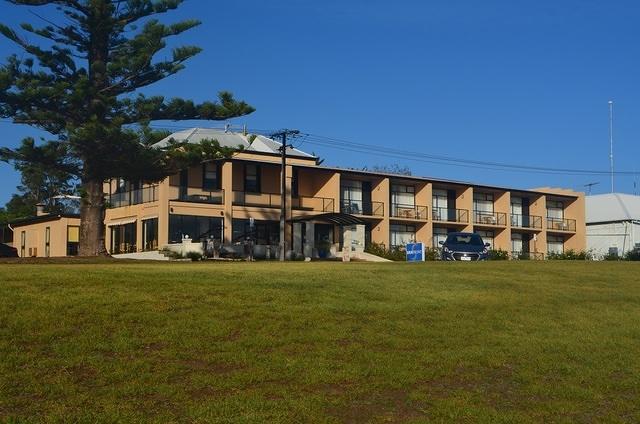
<box><xmin>341</xmin><ymin>201</ymin><xmax>384</xmax><ymax>217</ymax></box>
<box><xmin>174</xmin><ymin>188</ymin><xmax>224</xmax><ymax>204</ymax></box>
<box><xmin>547</xmin><ymin>217</ymin><xmax>576</xmax><ymax>232</ymax></box>
<box><xmin>292</xmin><ymin>196</ymin><xmax>335</xmax><ymax>213</ymax></box>
<box><xmin>108</xmin><ymin>185</ymin><xmax>158</xmax><ymax>208</ymax></box>
<box><xmin>473</xmin><ymin>211</ymin><xmax>507</xmax><ymax>226</ymax></box>
<box><xmin>511</xmin><ymin>214</ymin><xmax>542</xmax><ymax>229</ymax></box>
<box><xmin>233</xmin><ymin>191</ymin><xmax>281</xmax><ymax>208</ymax></box>
<box><xmin>432</xmin><ymin>207</ymin><xmax>469</xmax><ymax>223</ymax></box>
<box><xmin>391</xmin><ymin>204</ymin><xmax>428</xmax><ymax>220</ymax></box>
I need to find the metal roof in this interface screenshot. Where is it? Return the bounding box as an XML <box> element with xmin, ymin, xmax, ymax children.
<box><xmin>586</xmin><ymin>193</ymin><xmax>640</xmax><ymax>224</ymax></box>
<box><xmin>152</xmin><ymin>128</ymin><xmax>315</xmax><ymax>159</ymax></box>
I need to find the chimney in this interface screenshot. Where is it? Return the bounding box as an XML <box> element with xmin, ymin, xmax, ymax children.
<box><xmin>36</xmin><ymin>203</ymin><xmax>47</xmax><ymax>216</ymax></box>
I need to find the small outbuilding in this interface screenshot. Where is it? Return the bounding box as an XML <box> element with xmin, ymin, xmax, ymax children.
<box><xmin>586</xmin><ymin>193</ymin><xmax>640</xmax><ymax>258</ymax></box>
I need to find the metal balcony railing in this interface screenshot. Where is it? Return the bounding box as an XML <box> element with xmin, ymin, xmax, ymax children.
<box><xmin>473</xmin><ymin>211</ymin><xmax>507</xmax><ymax>226</ymax></box>
<box><xmin>432</xmin><ymin>207</ymin><xmax>469</xmax><ymax>223</ymax></box>
<box><xmin>547</xmin><ymin>217</ymin><xmax>576</xmax><ymax>232</ymax></box>
<box><xmin>511</xmin><ymin>251</ymin><xmax>544</xmax><ymax>260</ymax></box>
<box><xmin>108</xmin><ymin>185</ymin><xmax>158</xmax><ymax>208</ymax></box>
<box><xmin>292</xmin><ymin>196</ymin><xmax>335</xmax><ymax>212</ymax></box>
<box><xmin>510</xmin><ymin>214</ymin><xmax>542</xmax><ymax>229</ymax></box>
<box><xmin>233</xmin><ymin>191</ymin><xmax>281</xmax><ymax>208</ymax></box>
<box><xmin>391</xmin><ymin>204</ymin><xmax>428</xmax><ymax>220</ymax></box>
<box><xmin>341</xmin><ymin>201</ymin><xmax>384</xmax><ymax>217</ymax></box>
<box><xmin>174</xmin><ymin>188</ymin><xmax>224</xmax><ymax>205</ymax></box>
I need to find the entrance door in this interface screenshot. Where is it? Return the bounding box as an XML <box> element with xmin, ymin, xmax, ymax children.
<box><xmin>315</xmin><ymin>224</ymin><xmax>333</xmax><ymax>258</ymax></box>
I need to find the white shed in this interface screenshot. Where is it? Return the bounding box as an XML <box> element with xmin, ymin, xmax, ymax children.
<box><xmin>586</xmin><ymin>193</ymin><xmax>640</xmax><ymax>258</ymax></box>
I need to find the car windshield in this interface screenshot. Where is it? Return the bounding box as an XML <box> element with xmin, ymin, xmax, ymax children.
<box><xmin>446</xmin><ymin>234</ymin><xmax>484</xmax><ymax>246</ymax></box>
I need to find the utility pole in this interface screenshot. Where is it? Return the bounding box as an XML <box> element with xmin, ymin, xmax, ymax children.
<box><xmin>609</xmin><ymin>100</ymin><xmax>614</xmax><ymax>193</ymax></box>
<box><xmin>270</xmin><ymin>129</ymin><xmax>300</xmax><ymax>261</ymax></box>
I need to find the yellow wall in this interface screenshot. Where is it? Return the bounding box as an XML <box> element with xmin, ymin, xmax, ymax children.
<box><xmin>13</xmin><ymin>217</ymin><xmax>80</xmax><ymax>258</ymax></box>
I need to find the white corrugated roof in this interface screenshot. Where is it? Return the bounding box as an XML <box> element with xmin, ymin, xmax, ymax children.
<box><xmin>586</xmin><ymin>193</ymin><xmax>640</xmax><ymax>223</ymax></box>
<box><xmin>152</xmin><ymin>128</ymin><xmax>314</xmax><ymax>158</ymax></box>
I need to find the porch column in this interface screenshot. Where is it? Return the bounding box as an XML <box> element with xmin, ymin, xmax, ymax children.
<box><xmin>293</xmin><ymin>222</ymin><xmax>303</xmax><ymax>254</ymax></box>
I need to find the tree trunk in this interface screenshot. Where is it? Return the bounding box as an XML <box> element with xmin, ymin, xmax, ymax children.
<box><xmin>79</xmin><ymin>179</ymin><xmax>108</xmax><ymax>256</ymax></box>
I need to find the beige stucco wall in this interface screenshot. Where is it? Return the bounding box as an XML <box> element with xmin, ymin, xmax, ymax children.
<box><xmin>13</xmin><ymin>217</ymin><xmax>80</xmax><ymax>257</ymax></box>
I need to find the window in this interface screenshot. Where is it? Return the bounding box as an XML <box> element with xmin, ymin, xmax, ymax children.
<box><xmin>232</xmin><ymin>219</ymin><xmax>279</xmax><ymax>245</ymax></box>
<box><xmin>341</xmin><ymin>180</ymin><xmax>363</xmax><ymax>214</ymax></box>
<box><xmin>511</xmin><ymin>233</ymin><xmax>523</xmax><ymax>253</ymax></box>
<box><xmin>547</xmin><ymin>200</ymin><xmax>564</xmax><ymax>219</ymax></box>
<box><xmin>45</xmin><ymin>227</ymin><xmax>50</xmax><ymax>257</ymax></box>
<box><xmin>245</xmin><ymin>164</ymin><xmax>261</xmax><ymax>193</ymax></box>
<box><xmin>142</xmin><ymin>218</ymin><xmax>158</xmax><ymax>251</ymax></box>
<box><xmin>432</xmin><ymin>189</ymin><xmax>448</xmax><ymax>220</ymax></box>
<box><xmin>202</xmin><ymin>162</ymin><xmax>219</xmax><ymax>191</ymax></box>
<box><xmin>391</xmin><ymin>184</ymin><xmax>415</xmax><ymax>216</ymax></box>
<box><xmin>476</xmin><ymin>230</ymin><xmax>494</xmax><ymax>248</ymax></box>
<box><xmin>20</xmin><ymin>231</ymin><xmax>26</xmax><ymax>257</ymax></box>
<box><xmin>473</xmin><ymin>192</ymin><xmax>494</xmax><ymax>213</ymax></box>
<box><xmin>169</xmin><ymin>215</ymin><xmax>223</xmax><ymax>244</ymax></box>
<box><xmin>390</xmin><ymin>224</ymin><xmax>416</xmax><ymax>247</ymax></box>
<box><xmin>67</xmin><ymin>226</ymin><xmax>80</xmax><ymax>256</ymax></box>
<box><xmin>433</xmin><ymin>227</ymin><xmax>448</xmax><ymax>248</ymax></box>
<box><xmin>110</xmin><ymin>222</ymin><xmax>137</xmax><ymax>254</ymax></box>
<box><xmin>547</xmin><ymin>235</ymin><xmax>564</xmax><ymax>254</ymax></box>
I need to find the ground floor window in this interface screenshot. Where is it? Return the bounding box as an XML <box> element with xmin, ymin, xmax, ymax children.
<box><xmin>390</xmin><ymin>224</ymin><xmax>416</xmax><ymax>248</ymax></box>
<box><xmin>547</xmin><ymin>235</ymin><xmax>564</xmax><ymax>254</ymax></box>
<box><xmin>232</xmin><ymin>219</ymin><xmax>279</xmax><ymax>245</ymax></box>
<box><xmin>432</xmin><ymin>227</ymin><xmax>450</xmax><ymax>248</ymax></box>
<box><xmin>511</xmin><ymin>233</ymin><xmax>523</xmax><ymax>254</ymax></box>
<box><xmin>20</xmin><ymin>231</ymin><xmax>26</xmax><ymax>257</ymax></box>
<box><xmin>476</xmin><ymin>230</ymin><xmax>494</xmax><ymax>248</ymax></box>
<box><xmin>142</xmin><ymin>218</ymin><xmax>158</xmax><ymax>251</ymax></box>
<box><xmin>45</xmin><ymin>227</ymin><xmax>51</xmax><ymax>257</ymax></box>
<box><xmin>67</xmin><ymin>225</ymin><xmax>79</xmax><ymax>256</ymax></box>
<box><xmin>110</xmin><ymin>222</ymin><xmax>136</xmax><ymax>254</ymax></box>
<box><xmin>169</xmin><ymin>215</ymin><xmax>222</xmax><ymax>243</ymax></box>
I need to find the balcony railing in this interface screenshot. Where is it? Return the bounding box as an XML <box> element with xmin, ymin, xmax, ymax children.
<box><xmin>292</xmin><ymin>196</ymin><xmax>335</xmax><ymax>213</ymax></box>
<box><xmin>174</xmin><ymin>188</ymin><xmax>224</xmax><ymax>204</ymax></box>
<box><xmin>547</xmin><ymin>217</ymin><xmax>576</xmax><ymax>232</ymax></box>
<box><xmin>473</xmin><ymin>211</ymin><xmax>507</xmax><ymax>226</ymax></box>
<box><xmin>391</xmin><ymin>204</ymin><xmax>428</xmax><ymax>220</ymax></box>
<box><xmin>432</xmin><ymin>207</ymin><xmax>469</xmax><ymax>223</ymax></box>
<box><xmin>510</xmin><ymin>214</ymin><xmax>542</xmax><ymax>229</ymax></box>
<box><xmin>108</xmin><ymin>185</ymin><xmax>158</xmax><ymax>208</ymax></box>
<box><xmin>341</xmin><ymin>201</ymin><xmax>384</xmax><ymax>217</ymax></box>
<box><xmin>233</xmin><ymin>191</ymin><xmax>281</xmax><ymax>208</ymax></box>
<box><xmin>511</xmin><ymin>251</ymin><xmax>544</xmax><ymax>260</ymax></box>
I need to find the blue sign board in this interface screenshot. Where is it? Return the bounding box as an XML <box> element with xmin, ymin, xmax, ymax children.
<box><xmin>406</xmin><ymin>242</ymin><xmax>425</xmax><ymax>262</ymax></box>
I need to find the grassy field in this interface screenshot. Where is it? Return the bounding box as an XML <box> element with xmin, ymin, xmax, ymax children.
<box><xmin>1</xmin><ymin>260</ymin><xmax>639</xmax><ymax>423</ymax></box>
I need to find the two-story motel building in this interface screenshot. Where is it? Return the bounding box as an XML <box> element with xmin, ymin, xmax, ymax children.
<box><xmin>100</xmin><ymin>128</ymin><xmax>585</xmax><ymax>259</ymax></box>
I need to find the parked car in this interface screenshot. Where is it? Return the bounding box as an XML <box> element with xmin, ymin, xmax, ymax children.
<box><xmin>0</xmin><ymin>243</ymin><xmax>18</xmax><ymax>258</ymax></box>
<box><xmin>439</xmin><ymin>232</ymin><xmax>490</xmax><ymax>261</ymax></box>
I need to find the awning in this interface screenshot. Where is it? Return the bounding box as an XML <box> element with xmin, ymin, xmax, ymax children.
<box><xmin>290</xmin><ymin>212</ymin><xmax>365</xmax><ymax>226</ymax></box>
<box><xmin>107</xmin><ymin>218</ymin><xmax>137</xmax><ymax>226</ymax></box>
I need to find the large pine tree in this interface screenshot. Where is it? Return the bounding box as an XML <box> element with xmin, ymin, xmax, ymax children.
<box><xmin>0</xmin><ymin>0</ymin><xmax>254</xmax><ymax>255</ymax></box>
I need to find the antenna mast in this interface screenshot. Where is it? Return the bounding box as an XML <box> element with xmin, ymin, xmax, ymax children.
<box><xmin>608</xmin><ymin>100</ymin><xmax>614</xmax><ymax>193</ymax></box>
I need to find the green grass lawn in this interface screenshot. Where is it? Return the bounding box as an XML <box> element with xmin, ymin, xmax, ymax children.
<box><xmin>1</xmin><ymin>261</ymin><xmax>639</xmax><ymax>423</ymax></box>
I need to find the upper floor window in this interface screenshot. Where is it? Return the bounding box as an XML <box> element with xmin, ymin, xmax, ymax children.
<box><xmin>432</xmin><ymin>189</ymin><xmax>448</xmax><ymax>210</ymax></box>
<box><xmin>391</xmin><ymin>184</ymin><xmax>415</xmax><ymax>206</ymax></box>
<box><xmin>547</xmin><ymin>200</ymin><xmax>564</xmax><ymax>219</ymax></box>
<box><xmin>245</xmin><ymin>164</ymin><xmax>261</xmax><ymax>193</ymax></box>
<box><xmin>202</xmin><ymin>162</ymin><xmax>219</xmax><ymax>191</ymax></box>
<box><xmin>473</xmin><ymin>192</ymin><xmax>494</xmax><ymax>213</ymax></box>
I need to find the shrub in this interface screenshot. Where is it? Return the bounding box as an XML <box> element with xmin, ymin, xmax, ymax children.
<box><xmin>602</xmin><ymin>252</ymin><xmax>621</xmax><ymax>261</ymax></box>
<box><xmin>185</xmin><ymin>251</ymin><xmax>203</xmax><ymax>261</ymax></box>
<box><xmin>625</xmin><ymin>249</ymin><xmax>640</xmax><ymax>261</ymax></box>
<box><xmin>547</xmin><ymin>249</ymin><xmax>594</xmax><ymax>260</ymax></box>
<box><xmin>487</xmin><ymin>249</ymin><xmax>509</xmax><ymax>260</ymax></box>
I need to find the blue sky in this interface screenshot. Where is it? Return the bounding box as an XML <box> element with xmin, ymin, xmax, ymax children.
<box><xmin>1</xmin><ymin>0</ymin><xmax>639</xmax><ymax>205</ymax></box>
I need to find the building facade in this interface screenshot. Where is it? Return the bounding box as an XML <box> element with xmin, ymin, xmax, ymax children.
<box><xmin>586</xmin><ymin>193</ymin><xmax>640</xmax><ymax>258</ymax></box>
<box><xmin>103</xmin><ymin>128</ymin><xmax>586</xmax><ymax>259</ymax></box>
<box><xmin>10</xmin><ymin>214</ymin><xmax>81</xmax><ymax>258</ymax></box>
